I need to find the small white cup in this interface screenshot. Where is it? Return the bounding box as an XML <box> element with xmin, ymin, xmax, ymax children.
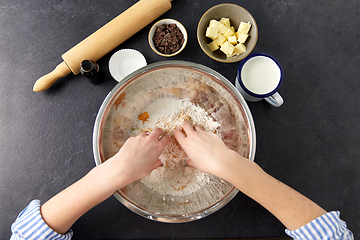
<box><xmin>235</xmin><ymin>53</ymin><xmax>284</xmax><ymax>107</ymax></box>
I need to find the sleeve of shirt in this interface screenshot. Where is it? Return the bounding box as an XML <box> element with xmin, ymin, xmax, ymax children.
<box><xmin>10</xmin><ymin>200</ymin><xmax>73</xmax><ymax>240</ymax></box>
<box><xmin>285</xmin><ymin>211</ymin><xmax>354</xmax><ymax>240</ymax></box>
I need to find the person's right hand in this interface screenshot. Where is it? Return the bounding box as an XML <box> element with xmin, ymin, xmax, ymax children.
<box><xmin>173</xmin><ymin>121</ymin><xmax>234</xmax><ymax>177</ymax></box>
<box><xmin>104</xmin><ymin>127</ymin><xmax>170</xmax><ymax>189</ymax></box>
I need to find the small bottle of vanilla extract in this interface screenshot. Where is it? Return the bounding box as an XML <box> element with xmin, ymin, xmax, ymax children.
<box><xmin>80</xmin><ymin>60</ymin><xmax>101</xmax><ymax>84</ymax></box>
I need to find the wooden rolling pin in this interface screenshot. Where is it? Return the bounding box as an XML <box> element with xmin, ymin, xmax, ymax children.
<box><xmin>33</xmin><ymin>0</ymin><xmax>172</xmax><ymax>92</ymax></box>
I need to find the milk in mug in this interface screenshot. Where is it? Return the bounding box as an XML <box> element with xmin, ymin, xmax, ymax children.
<box><xmin>240</xmin><ymin>56</ymin><xmax>281</xmax><ymax>95</ymax></box>
<box><xmin>235</xmin><ymin>53</ymin><xmax>284</xmax><ymax>107</ymax></box>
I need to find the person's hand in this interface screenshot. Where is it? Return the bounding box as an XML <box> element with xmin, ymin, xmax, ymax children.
<box><xmin>105</xmin><ymin>127</ymin><xmax>171</xmax><ymax>188</ymax></box>
<box><xmin>173</xmin><ymin>121</ymin><xmax>233</xmax><ymax>177</ymax></box>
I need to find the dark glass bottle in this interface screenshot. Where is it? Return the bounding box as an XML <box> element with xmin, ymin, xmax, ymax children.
<box><xmin>80</xmin><ymin>60</ymin><xmax>101</xmax><ymax>84</ymax></box>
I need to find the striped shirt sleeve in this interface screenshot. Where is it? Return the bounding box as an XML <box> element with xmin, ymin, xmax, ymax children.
<box><xmin>10</xmin><ymin>200</ymin><xmax>73</xmax><ymax>240</ymax></box>
<box><xmin>285</xmin><ymin>211</ymin><xmax>354</xmax><ymax>240</ymax></box>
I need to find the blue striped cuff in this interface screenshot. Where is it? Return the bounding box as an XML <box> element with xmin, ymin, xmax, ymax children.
<box><xmin>285</xmin><ymin>211</ymin><xmax>353</xmax><ymax>240</ymax></box>
<box><xmin>11</xmin><ymin>200</ymin><xmax>73</xmax><ymax>240</ymax></box>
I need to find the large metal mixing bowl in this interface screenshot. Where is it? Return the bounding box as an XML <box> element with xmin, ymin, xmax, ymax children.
<box><xmin>93</xmin><ymin>60</ymin><xmax>256</xmax><ymax>223</ymax></box>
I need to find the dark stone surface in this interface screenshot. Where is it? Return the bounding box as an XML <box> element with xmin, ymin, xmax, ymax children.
<box><xmin>1</xmin><ymin>0</ymin><xmax>359</xmax><ymax>239</ymax></box>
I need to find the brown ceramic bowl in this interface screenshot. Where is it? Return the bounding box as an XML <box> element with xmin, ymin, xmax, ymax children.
<box><xmin>148</xmin><ymin>19</ymin><xmax>188</xmax><ymax>57</ymax></box>
<box><xmin>197</xmin><ymin>3</ymin><xmax>258</xmax><ymax>63</ymax></box>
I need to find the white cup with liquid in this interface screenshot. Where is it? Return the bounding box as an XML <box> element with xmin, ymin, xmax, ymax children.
<box><xmin>235</xmin><ymin>53</ymin><xmax>284</xmax><ymax>107</ymax></box>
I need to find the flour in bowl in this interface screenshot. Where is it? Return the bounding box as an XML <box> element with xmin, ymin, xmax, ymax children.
<box><xmin>131</xmin><ymin>97</ymin><xmax>220</xmax><ymax>196</ymax></box>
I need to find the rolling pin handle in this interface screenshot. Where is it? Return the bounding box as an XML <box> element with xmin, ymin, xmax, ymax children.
<box><xmin>33</xmin><ymin>62</ymin><xmax>72</xmax><ymax>92</ymax></box>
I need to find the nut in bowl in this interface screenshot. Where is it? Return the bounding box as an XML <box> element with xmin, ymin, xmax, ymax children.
<box><xmin>149</xmin><ymin>19</ymin><xmax>188</xmax><ymax>57</ymax></box>
<box><xmin>197</xmin><ymin>4</ymin><xmax>258</xmax><ymax>63</ymax></box>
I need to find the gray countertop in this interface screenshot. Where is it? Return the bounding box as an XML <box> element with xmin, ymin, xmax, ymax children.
<box><xmin>1</xmin><ymin>0</ymin><xmax>359</xmax><ymax>239</ymax></box>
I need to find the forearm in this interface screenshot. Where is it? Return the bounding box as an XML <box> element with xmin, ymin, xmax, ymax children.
<box><xmin>219</xmin><ymin>151</ymin><xmax>327</xmax><ymax>231</ymax></box>
<box><xmin>40</xmin><ymin>161</ymin><xmax>124</xmax><ymax>234</ymax></box>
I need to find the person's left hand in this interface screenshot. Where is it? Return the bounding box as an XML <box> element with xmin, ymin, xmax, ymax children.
<box><xmin>104</xmin><ymin>127</ymin><xmax>171</xmax><ymax>188</ymax></box>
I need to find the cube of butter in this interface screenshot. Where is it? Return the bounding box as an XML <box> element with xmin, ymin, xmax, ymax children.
<box><xmin>206</xmin><ymin>27</ymin><xmax>219</xmax><ymax>40</ymax></box>
<box><xmin>238</xmin><ymin>22</ymin><xmax>251</xmax><ymax>34</ymax></box>
<box><xmin>214</xmin><ymin>33</ymin><xmax>226</xmax><ymax>46</ymax></box>
<box><xmin>223</xmin><ymin>28</ymin><xmax>235</xmax><ymax>39</ymax></box>
<box><xmin>209</xmin><ymin>19</ymin><xmax>221</xmax><ymax>29</ymax></box>
<box><xmin>233</xmin><ymin>43</ymin><xmax>247</xmax><ymax>55</ymax></box>
<box><xmin>220</xmin><ymin>41</ymin><xmax>235</xmax><ymax>56</ymax></box>
<box><xmin>218</xmin><ymin>23</ymin><xmax>228</xmax><ymax>34</ymax></box>
<box><xmin>207</xmin><ymin>41</ymin><xmax>219</xmax><ymax>51</ymax></box>
<box><xmin>237</xmin><ymin>33</ymin><xmax>249</xmax><ymax>43</ymax></box>
<box><xmin>220</xmin><ymin>18</ymin><xmax>231</xmax><ymax>28</ymax></box>
<box><xmin>227</xmin><ymin>35</ymin><xmax>237</xmax><ymax>45</ymax></box>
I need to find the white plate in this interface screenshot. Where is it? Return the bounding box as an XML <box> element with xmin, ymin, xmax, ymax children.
<box><xmin>109</xmin><ymin>49</ymin><xmax>147</xmax><ymax>82</ymax></box>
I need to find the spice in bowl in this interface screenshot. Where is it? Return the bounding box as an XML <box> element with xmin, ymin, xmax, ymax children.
<box><xmin>152</xmin><ymin>23</ymin><xmax>185</xmax><ymax>55</ymax></box>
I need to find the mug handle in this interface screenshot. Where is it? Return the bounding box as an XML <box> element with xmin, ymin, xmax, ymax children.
<box><xmin>265</xmin><ymin>92</ymin><xmax>284</xmax><ymax>107</ymax></box>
